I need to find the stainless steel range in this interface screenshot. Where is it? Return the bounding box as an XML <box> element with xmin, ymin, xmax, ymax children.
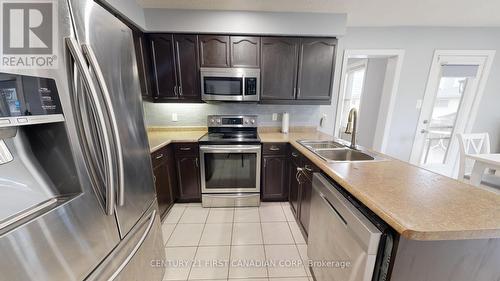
<box><xmin>199</xmin><ymin>115</ymin><xmax>261</xmax><ymax>207</ymax></box>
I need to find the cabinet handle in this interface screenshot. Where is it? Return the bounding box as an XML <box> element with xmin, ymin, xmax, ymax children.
<box><xmin>153</xmin><ymin>175</ymin><xmax>156</xmax><ymax>183</ymax></box>
<box><xmin>291</xmin><ymin>152</ymin><xmax>299</xmax><ymax>157</ymax></box>
<box><xmin>179</xmin><ymin>85</ymin><xmax>183</xmax><ymax>96</ymax></box>
<box><xmin>180</xmin><ymin>147</ymin><xmax>191</xmax><ymax>151</ymax></box>
<box><xmin>174</xmin><ymin>85</ymin><xmax>178</xmax><ymax>96</ymax></box>
<box><xmin>304</xmin><ymin>165</ymin><xmax>313</xmax><ymax>172</ymax></box>
<box><xmin>293</xmin><ymin>87</ymin><xmax>296</xmax><ymax>97</ymax></box>
<box><xmin>296</xmin><ymin>168</ymin><xmax>303</xmax><ymax>184</ymax></box>
<box><xmin>269</xmin><ymin>146</ymin><xmax>280</xmax><ymax>151</ymax></box>
<box><xmin>297</xmin><ymin>88</ymin><xmax>301</xmax><ymax>97</ymax></box>
<box><xmin>195</xmin><ymin>158</ymin><xmax>199</xmax><ymax>167</ymax></box>
<box><xmin>155</xmin><ymin>153</ymin><xmax>164</xmax><ymax>159</ymax></box>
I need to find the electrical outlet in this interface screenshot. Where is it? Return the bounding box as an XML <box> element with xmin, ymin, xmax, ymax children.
<box><xmin>320</xmin><ymin>114</ymin><xmax>327</xmax><ymax>128</ymax></box>
<box><xmin>171</xmin><ymin>113</ymin><xmax>178</xmax><ymax>122</ymax></box>
<box><xmin>272</xmin><ymin>113</ymin><xmax>278</xmax><ymax>121</ymax></box>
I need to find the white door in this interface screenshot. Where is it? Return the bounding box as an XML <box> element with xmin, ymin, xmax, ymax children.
<box><xmin>410</xmin><ymin>51</ymin><xmax>494</xmax><ymax>177</ymax></box>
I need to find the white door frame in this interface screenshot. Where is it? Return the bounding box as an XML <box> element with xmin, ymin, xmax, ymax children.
<box><xmin>409</xmin><ymin>50</ymin><xmax>496</xmax><ymax>172</ymax></box>
<box><xmin>334</xmin><ymin>49</ymin><xmax>405</xmax><ymax>153</ymax></box>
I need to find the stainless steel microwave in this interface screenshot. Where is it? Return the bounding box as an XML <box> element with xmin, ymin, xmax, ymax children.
<box><xmin>200</xmin><ymin>68</ymin><xmax>260</xmax><ymax>102</ymax></box>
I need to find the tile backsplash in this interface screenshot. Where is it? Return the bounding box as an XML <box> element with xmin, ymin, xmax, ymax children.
<box><xmin>143</xmin><ymin>102</ymin><xmax>321</xmax><ymax>127</ymax></box>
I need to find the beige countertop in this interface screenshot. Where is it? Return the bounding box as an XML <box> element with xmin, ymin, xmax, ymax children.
<box><xmin>260</xmin><ymin>130</ymin><xmax>500</xmax><ymax>241</ymax></box>
<box><xmin>147</xmin><ymin>127</ymin><xmax>207</xmax><ymax>152</ymax></box>
<box><xmin>146</xmin><ymin>126</ymin><xmax>500</xmax><ymax>240</ymax></box>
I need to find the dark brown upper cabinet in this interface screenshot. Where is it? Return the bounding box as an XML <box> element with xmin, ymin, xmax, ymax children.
<box><xmin>230</xmin><ymin>36</ymin><xmax>260</xmax><ymax>68</ymax></box>
<box><xmin>199</xmin><ymin>35</ymin><xmax>230</xmax><ymax>67</ymax></box>
<box><xmin>149</xmin><ymin>34</ymin><xmax>201</xmax><ymax>102</ymax></box>
<box><xmin>174</xmin><ymin>34</ymin><xmax>200</xmax><ymax>100</ymax></box>
<box><xmin>297</xmin><ymin>38</ymin><xmax>337</xmax><ymax>100</ymax></box>
<box><xmin>260</xmin><ymin>37</ymin><xmax>299</xmax><ymax>100</ymax></box>
<box><xmin>133</xmin><ymin>31</ymin><xmax>153</xmax><ymax>101</ymax></box>
<box><xmin>149</xmin><ymin>34</ymin><xmax>177</xmax><ymax>100</ymax></box>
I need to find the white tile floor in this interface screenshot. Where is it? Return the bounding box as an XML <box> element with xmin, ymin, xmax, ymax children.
<box><xmin>161</xmin><ymin>202</ymin><xmax>312</xmax><ymax>281</ymax></box>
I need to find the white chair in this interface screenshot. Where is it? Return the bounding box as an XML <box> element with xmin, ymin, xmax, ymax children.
<box><xmin>457</xmin><ymin>133</ymin><xmax>500</xmax><ymax>189</ymax></box>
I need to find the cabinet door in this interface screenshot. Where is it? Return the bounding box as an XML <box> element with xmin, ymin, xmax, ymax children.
<box><xmin>289</xmin><ymin>159</ymin><xmax>300</xmax><ymax>215</ymax></box>
<box><xmin>299</xmin><ymin>174</ymin><xmax>312</xmax><ymax>236</ymax></box>
<box><xmin>199</xmin><ymin>35</ymin><xmax>230</xmax><ymax>67</ymax></box>
<box><xmin>230</xmin><ymin>36</ymin><xmax>260</xmax><ymax>68</ymax></box>
<box><xmin>260</xmin><ymin>37</ymin><xmax>299</xmax><ymax>100</ymax></box>
<box><xmin>174</xmin><ymin>34</ymin><xmax>200</xmax><ymax>100</ymax></box>
<box><xmin>297</xmin><ymin>38</ymin><xmax>336</xmax><ymax>100</ymax></box>
<box><xmin>262</xmin><ymin>155</ymin><xmax>288</xmax><ymax>201</ymax></box>
<box><xmin>153</xmin><ymin>160</ymin><xmax>173</xmax><ymax>218</ymax></box>
<box><xmin>176</xmin><ymin>155</ymin><xmax>201</xmax><ymax>202</ymax></box>
<box><xmin>150</xmin><ymin>34</ymin><xmax>178</xmax><ymax>99</ymax></box>
<box><xmin>133</xmin><ymin>31</ymin><xmax>153</xmax><ymax>100</ymax></box>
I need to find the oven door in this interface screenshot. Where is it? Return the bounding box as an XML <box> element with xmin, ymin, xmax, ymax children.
<box><xmin>200</xmin><ymin>145</ymin><xmax>261</xmax><ymax>194</ymax></box>
<box><xmin>201</xmin><ymin>68</ymin><xmax>244</xmax><ymax>101</ymax></box>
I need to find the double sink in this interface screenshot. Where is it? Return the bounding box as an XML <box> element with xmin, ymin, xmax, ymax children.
<box><xmin>298</xmin><ymin>140</ymin><xmax>382</xmax><ymax>162</ymax></box>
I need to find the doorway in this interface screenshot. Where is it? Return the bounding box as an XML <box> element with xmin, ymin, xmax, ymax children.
<box><xmin>410</xmin><ymin>50</ymin><xmax>495</xmax><ymax>177</ymax></box>
<box><xmin>335</xmin><ymin>50</ymin><xmax>405</xmax><ymax>152</ymax></box>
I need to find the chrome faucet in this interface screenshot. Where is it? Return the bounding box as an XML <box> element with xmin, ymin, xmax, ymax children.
<box><xmin>344</xmin><ymin>108</ymin><xmax>358</xmax><ymax>149</ymax></box>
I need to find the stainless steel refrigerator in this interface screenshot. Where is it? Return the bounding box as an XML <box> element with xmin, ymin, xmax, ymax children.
<box><xmin>0</xmin><ymin>0</ymin><xmax>165</xmax><ymax>280</ymax></box>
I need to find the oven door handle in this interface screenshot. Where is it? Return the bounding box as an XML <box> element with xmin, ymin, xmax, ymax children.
<box><xmin>200</xmin><ymin>145</ymin><xmax>261</xmax><ymax>153</ymax></box>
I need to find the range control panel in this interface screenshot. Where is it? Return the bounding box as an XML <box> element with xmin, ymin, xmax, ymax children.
<box><xmin>0</xmin><ymin>73</ymin><xmax>64</xmax><ymax>127</ymax></box>
<box><xmin>207</xmin><ymin>115</ymin><xmax>258</xmax><ymax>128</ymax></box>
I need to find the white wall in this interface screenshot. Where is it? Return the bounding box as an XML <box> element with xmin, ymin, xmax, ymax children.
<box><xmin>144</xmin><ymin>9</ymin><xmax>346</xmax><ymax>36</ymax></box>
<box><xmin>321</xmin><ymin>27</ymin><xmax>500</xmax><ymax>161</ymax></box>
<box><xmin>143</xmin><ymin>102</ymin><xmax>321</xmax><ymax>128</ymax></box>
<box><xmin>357</xmin><ymin>58</ymin><xmax>388</xmax><ymax>148</ymax></box>
<box><xmin>101</xmin><ymin>0</ymin><xmax>147</xmax><ymax>29</ymax></box>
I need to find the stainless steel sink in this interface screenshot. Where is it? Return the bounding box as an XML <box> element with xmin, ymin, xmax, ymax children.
<box><xmin>299</xmin><ymin>140</ymin><xmax>345</xmax><ymax>150</ymax></box>
<box><xmin>315</xmin><ymin>149</ymin><xmax>374</xmax><ymax>161</ymax></box>
<box><xmin>298</xmin><ymin>140</ymin><xmax>382</xmax><ymax>162</ymax></box>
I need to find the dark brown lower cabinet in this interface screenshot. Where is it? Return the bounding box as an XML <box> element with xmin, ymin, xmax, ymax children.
<box><xmin>288</xmin><ymin>148</ymin><xmax>317</xmax><ymax>237</ymax></box>
<box><xmin>262</xmin><ymin>155</ymin><xmax>289</xmax><ymax>201</ymax></box>
<box><xmin>175</xmin><ymin>144</ymin><xmax>201</xmax><ymax>202</ymax></box>
<box><xmin>151</xmin><ymin>146</ymin><xmax>176</xmax><ymax>219</ymax></box>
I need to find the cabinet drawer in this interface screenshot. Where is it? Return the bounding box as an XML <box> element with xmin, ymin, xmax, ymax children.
<box><xmin>262</xmin><ymin>143</ymin><xmax>287</xmax><ymax>155</ymax></box>
<box><xmin>174</xmin><ymin>143</ymin><xmax>199</xmax><ymax>155</ymax></box>
<box><xmin>151</xmin><ymin>146</ymin><xmax>168</xmax><ymax>167</ymax></box>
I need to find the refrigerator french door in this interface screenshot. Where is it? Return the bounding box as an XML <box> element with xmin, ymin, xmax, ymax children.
<box><xmin>67</xmin><ymin>0</ymin><xmax>157</xmax><ymax>238</ymax></box>
<box><xmin>0</xmin><ymin>0</ymin><xmax>165</xmax><ymax>280</ymax></box>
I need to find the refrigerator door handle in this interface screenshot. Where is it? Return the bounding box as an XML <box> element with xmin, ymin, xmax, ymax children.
<box><xmin>66</xmin><ymin>37</ymin><xmax>116</xmax><ymax>215</ymax></box>
<box><xmin>82</xmin><ymin>44</ymin><xmax>125</xmax><ymax>207</ymax></box>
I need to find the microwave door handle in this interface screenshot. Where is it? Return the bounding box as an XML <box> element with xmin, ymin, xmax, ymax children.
<box><xmin>242</xmin><ymin>75</ymin><xmax>245</xmax><ymax>100</ymax></box>
<box><xmin>66</xmin><ymin>37</ymin><xmax>115</xmax><ymax>216</ymax></box>
<box><xmin>82</xmin><ymin>44</ymin><xmax>125</xmax><ymax>207</ymax></box>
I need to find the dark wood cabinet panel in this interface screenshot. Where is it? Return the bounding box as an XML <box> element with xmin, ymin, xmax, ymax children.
<box><xmin>262</xmin><ymin>155</ymin><xmax>288</xmax><ymax>201</ymax></box>
<box><xmin>260</xmin><ymin>37</ymin><xmax>299</xmax><ymax>100</ymax></box>
<box><xmin>199</xmin><ymin>35</ymin><xmax>230</xmax><ymax>67</ymax></box>
<box><xmin>299</xmin><ymin>173</ymin><xmax>312</xmax><ymax>235</ymax></box>
<box><xmin>151</xmin><ymin>146</ymin><xmax>176</xmax><ymax>220</ymax></box>
<box><xmin>149</xmin><ymin>34</ymin><xmax>177</xmax><ymax>99</ymax></box>
<box><xmin>289</xmin><ymin>159</ymin><xmax>300</xmax><ymax>215</ymax></box>
<box><xmin>174</xmin><ymin>34</ymin><xmax>200</xmax><ymax>100</ymax></box>
<box><xmin>175</xmin><ymin>154</ymin><xmax>201</xmax><ymax>202</ymax></box>
<box><xmin>133</xmin><ymin>31</ymin><xmax>153</xmax><ymax>100</ymax></box>
<box><xmin>230</xmin><ymin>36</ymin><xmax>260</xmax><ymax>68</ymax></box>
<box><xmin>297</xmin><ymin>38</ymin><xmax>336</xmax><ymax>100</ymax></box>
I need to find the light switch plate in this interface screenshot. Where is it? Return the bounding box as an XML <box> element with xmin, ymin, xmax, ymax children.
<box><xmin>272</xmin><ymin>113</ymin><xmax>278</xmax><ymax>121</ymax></box>
<box><xmin>416</xmin><ymin>99</ymin><xmax>423</xmax><ymax>109</ymax></box>
<box><xmin>171</xmin><ymin>113</ymin><xmax>178</xmax><ymax>122</ymax></box>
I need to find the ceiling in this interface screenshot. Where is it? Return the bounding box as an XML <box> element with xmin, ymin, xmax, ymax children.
<box><xmin>137</xmin><ymin>0</ymin><xmax>500</xmax><ymax>27</ymax></box>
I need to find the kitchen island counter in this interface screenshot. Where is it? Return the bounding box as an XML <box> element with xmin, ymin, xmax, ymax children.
<box><xmin>259</xmin><ymin>128</ymin><xmax>500</xmax><ymax>241</ymax></box>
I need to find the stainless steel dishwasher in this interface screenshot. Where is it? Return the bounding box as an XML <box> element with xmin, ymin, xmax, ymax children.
<box><xmin>308</xmin><ymin>173</ymin><xmax>387</xmax><ymax>281</ymax></box>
